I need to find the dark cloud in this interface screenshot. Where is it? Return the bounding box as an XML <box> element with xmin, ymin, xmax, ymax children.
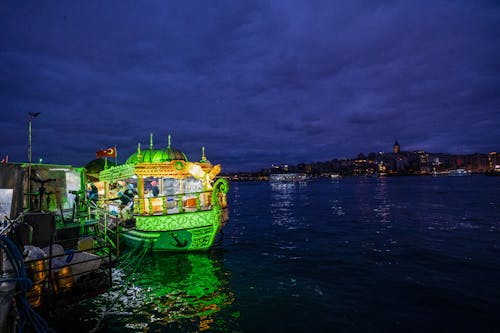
<box><xmin>1</xmin><ymin>0</ymin><xmax>499</xmax><ymax>171</ymax></box>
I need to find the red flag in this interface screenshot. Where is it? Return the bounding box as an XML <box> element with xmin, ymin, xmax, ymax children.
<box><xmin>1</xmin><ymin>155</ymin><xmax>8</xmax><ymax>163</ymax></box>
<box><xmin>96</xmin><ymin>147</ymin><xmax>116</xmax><ymax>158</ymax></box>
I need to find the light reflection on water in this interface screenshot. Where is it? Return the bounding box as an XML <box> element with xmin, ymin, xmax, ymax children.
<box><xmin>270</xmin><ymin>181</ymin><xmax>297</xmax><ymax>227</ymax></box>
<box><xmin>373</xmin><ymin>177</ymin><xmax>391</xmax><ymax>224</ymax></box>
<box><xmin>54</xmin><ymin>252</ymin><xmax>237</xmax><ymax>333</ymax></box>
<box><xmin>330</xmin><ymin>177</ymin><xmax>346</xmax><ymax>216</ymax></box>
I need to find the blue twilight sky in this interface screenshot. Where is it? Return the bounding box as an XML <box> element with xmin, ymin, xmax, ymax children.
<box><xmin>1</xmin><ymin>1</ymin><xmax>499</xmax><ymax>172</ymax></box>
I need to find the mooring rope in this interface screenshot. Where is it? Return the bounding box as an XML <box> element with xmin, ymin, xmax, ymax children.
<box><xmin>114</xmin><ymin>241</ymin><xmax>144</xmax><ymax>270</ymax></box>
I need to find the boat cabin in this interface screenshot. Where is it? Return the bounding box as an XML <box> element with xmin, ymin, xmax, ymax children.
<box><xmin>97</xmin><ymin>136</ymin><xmax>222</xmax><ymax>218</ymax></box>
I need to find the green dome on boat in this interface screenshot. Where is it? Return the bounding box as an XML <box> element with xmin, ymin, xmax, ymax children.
<box><xmin>165</xmin><ymin>146</ymin><xmax>188</xmax><ymax>161</ymax></box>
<box><xmin>125</xmin><ymin>134</ymin><xmax>188</xmax><ymax>164</ymax></box>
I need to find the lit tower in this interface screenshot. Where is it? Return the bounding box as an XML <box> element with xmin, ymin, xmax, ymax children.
<box><xmin>393</xmin><ymin>140</ymin><xmax>400</xmax><ymax>154</ymax></box>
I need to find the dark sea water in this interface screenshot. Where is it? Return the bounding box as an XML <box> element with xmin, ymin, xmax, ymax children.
<box><xmin>52</xmin><ymin>175</ymin><xmax>500</xmax><ymax>332</ymax></box>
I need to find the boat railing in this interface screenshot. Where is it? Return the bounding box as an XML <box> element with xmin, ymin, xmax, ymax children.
<box><xmin>79</xmin><ymin>202</ymin><xmax>121</xmax><ymax>255</ymax></box>
<box><xmin>89</xmin><ymin>178</ymin><xmax>228</xmax><ymax>219</ymax></box>
<box><xmin>137</xmin><ymin>189</ymin><xmax>212</xmax><ymax>215</ymax></box>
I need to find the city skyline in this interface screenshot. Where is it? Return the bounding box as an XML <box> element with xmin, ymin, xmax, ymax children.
<box><xmin>1</xmin><ymin>1</ymin><xmax>499</xmax><ymax>172</ymax></box>
<box><xmin>264</xmin><ymin>143</ymin><xmax>498</xmax><ymax>174</ymax></box>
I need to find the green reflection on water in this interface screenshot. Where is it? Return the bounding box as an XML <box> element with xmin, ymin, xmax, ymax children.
<box><xmin>58</xmin><ymin>252</ymin><xmax>237</xmax><ymax>332</ymax></box>
<box><xmin>134</xmin><ymin>253</ymin><xmax>233</xmax><ymax>320</ymax></box>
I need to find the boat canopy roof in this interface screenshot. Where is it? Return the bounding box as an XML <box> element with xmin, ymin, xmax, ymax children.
<box><xmin>125</xmin><ymin>147</ymin><xmax>188</xmax><ymax>164</ymax></box>
<box><xmin>97</xmin><ymin>134</ymin><xmax>219</xmax><ymax>183</ymax></box>
<box><xmin>99</xmin><ymin>160</ymin><xmax>215</xmax><ymax>183</ymax></box>
<box><xmin>125</xmin><ymin>134</ymin><xmax>188</xmax><ymax>164</ymax></box>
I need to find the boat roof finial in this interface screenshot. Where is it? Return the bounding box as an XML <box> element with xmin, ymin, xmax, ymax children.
<box><xmin>150</xmin><ymin>133</ymin><xmax>154</xmax><ymax>150</ymax></box>
<box><xmin>201</xmin><ymin>146</ymin><xmax>206</xmax><ymax>161</ymax></box>
<box><xmin>200</xmin><ymin>146</ymin><xmax>210</xmax><ymax>163</ymax></box>
<box><xmin>168</xmin><ymin>134</ymin><xmax>171</xmax><ymax>149</ymax></box>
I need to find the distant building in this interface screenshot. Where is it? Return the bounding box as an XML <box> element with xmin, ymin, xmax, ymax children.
<box><xmin>393</xmin><ymin>140</ymin><xmax>400</xmax><ymax>154</ymax></box>
<box><xmin>463</xmin><ymin>153</ymin><xmax>490</xmax><ymax>172</ymax></box>
<box><xmin>488</xmin><ymin>152</ymin><xmax>499</xmax><ymax>170</ymax></box>
<box><xmin>271</xmin><ymin>164</ymin><xmax>289</xmax><ymax>172</ymax></box>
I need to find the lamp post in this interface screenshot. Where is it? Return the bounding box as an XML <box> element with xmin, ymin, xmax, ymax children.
<box><xmin>27</xmin><ymin>112</ymin><xmax>40</xmax><ymax>210</ymax></box>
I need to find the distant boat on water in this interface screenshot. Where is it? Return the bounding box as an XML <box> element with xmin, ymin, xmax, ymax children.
<box><xmin>269</xmin><ymin>173</ymin><xmax>307</xmax><ymax>182</ymax></box>
<box><xmin>448</xmin><ymin>169</ymin><xmax>470</xmax><ymax>176</ymax></box>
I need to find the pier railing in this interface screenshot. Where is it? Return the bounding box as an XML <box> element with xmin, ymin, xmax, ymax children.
<box><xmin>81</xmin><ymin>203</ymin><xmax>121</xmax><ymax>258</ymax></box>
<box><xmin>1</xmin><ymin>212</ymin><xmax>113</xmax><ymax>310</ymax></box>
<box><xmin>24</xmin><ymin>235</ymin><xmax>113</xmax><ymax>308</ymax></box>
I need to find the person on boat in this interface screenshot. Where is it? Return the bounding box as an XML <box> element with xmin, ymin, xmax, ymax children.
<box><xmin>151</xmin><ymin>180</ymin><xmax>160</xmax><ymax>197</ymax></box>
<box><xmin>124</xmin><ymin>184</ymin><xmax>137</xmax><ymax>212</ymax></box>
<box><xmin>110</xmin><ymin>191</ymin><xmax>133</xmax><ymax>219</ymax></box>
<box><xmin>87</xmin><ymin>182</ymin><xmax>99</xmax><ymax>204</ymax></box>
<box><xmin>124</xmin><ymin>183</ymin><xmax>137</xmax><ymax>197</ymax></box>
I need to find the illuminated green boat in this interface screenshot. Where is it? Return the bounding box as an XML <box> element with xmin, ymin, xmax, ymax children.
<box><xmin>96</xmin><ymin>135</ymin><xmax>229</xmax><ymax>251</ymax></box>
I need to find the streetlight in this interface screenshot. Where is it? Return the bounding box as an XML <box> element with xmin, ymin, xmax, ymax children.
<box><xmin>27</xmin><ymin>112</ymin><xmax>40</xmax><ymax>210</ymax></box>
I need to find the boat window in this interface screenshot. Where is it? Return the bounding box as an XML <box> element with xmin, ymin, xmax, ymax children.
<box><xmin>142</xmin><ymin>177</ymin><xmax>163</xmax><ymax>197</ymax></box>
<box><xmin>183</xmin><ymin>177</ymin><xmax>203</xmax><ymax>194</ymax></box>
<box><xmin>162</xmin><ymin>178</ymin><xmax>180</xmax><ymax>196</ymax></box>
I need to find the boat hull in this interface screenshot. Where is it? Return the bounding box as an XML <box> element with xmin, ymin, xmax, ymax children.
<box><xmin>120</xmin><ymin>207</ymin><xmax>223</xmax><ymax>251</ymax></box>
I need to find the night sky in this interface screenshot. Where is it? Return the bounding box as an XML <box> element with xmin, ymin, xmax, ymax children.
<box><xmin>1</xmin><ymin>1</ymin><xmax>499</xmax><ymax>172</ymax></box>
